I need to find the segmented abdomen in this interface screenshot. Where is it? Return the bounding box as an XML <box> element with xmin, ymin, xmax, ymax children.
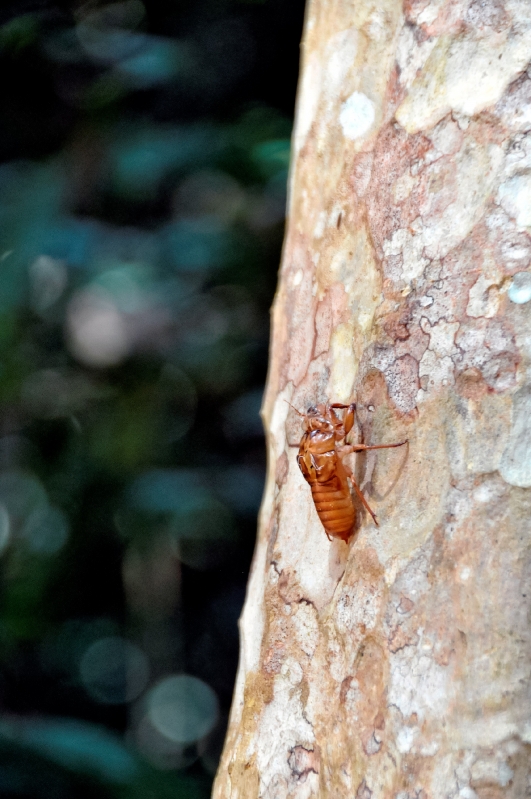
<box><xmin>310</xmin><ymin>478</ymin><xmax>355</xmax><ymax>541</ymax></box>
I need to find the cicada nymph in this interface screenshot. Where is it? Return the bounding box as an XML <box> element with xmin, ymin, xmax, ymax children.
<box><xmin>293</xmin><ymin>402</ymin><xmax>406</xmax><ymax>541</ymax></box>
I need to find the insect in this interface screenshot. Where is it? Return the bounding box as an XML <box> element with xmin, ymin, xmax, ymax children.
<box><xmin>292</xmin><ymin>401</ymin><xmax>407</xmax><ymax>542</ymax></box>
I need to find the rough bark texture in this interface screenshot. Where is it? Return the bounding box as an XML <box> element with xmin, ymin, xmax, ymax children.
<box><xmin>213</xmin><ymin>2</ymin><xmax>531</xmax><ymax>797</ymax></box>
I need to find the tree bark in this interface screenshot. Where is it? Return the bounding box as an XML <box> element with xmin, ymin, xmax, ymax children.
<box><xmin>214</xmin><ymin>2</ymin><xmax>531</xmax><ymax>797</ymax></box>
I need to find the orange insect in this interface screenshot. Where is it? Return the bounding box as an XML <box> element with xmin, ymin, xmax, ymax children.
<box><xmin>292</xmin><ymin>402</ymin><xmax>407</xmax><ymax>542</ymax></box>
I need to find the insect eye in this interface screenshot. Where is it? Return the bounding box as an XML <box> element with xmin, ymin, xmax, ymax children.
<box><xmin>307</xmin><ymin>405</ymin><xmax>317</xmax><ymax>414</ymax></box>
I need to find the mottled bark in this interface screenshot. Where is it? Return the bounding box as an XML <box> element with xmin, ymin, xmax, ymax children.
<box><xmin>214</xmin><ymin>2</ymin><xmax>531</xmax><ymax>798</ymax></box>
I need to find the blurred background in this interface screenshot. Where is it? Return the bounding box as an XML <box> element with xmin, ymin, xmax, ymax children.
<box><xmin>0</xmin><ymin>1</ymin><xmax>304</xmax><ymax>796</ymax></box>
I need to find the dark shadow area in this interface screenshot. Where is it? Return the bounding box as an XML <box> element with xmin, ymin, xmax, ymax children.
<box><xmin>0</xmin><ymin>0</ymin><xmax>305</xmax><ymax>795</ymax></box>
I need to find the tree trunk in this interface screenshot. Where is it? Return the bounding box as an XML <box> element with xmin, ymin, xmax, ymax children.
<box><xmin>214</xmin><ymin>2</ymin><xmax>531</xmax><ymax>797</ymax></box>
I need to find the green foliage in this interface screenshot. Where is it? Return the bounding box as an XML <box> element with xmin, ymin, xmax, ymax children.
<box><xmin>0</xmin><ymin>719</ymin><xmax>210</xmax><ymax>798</ymax></box>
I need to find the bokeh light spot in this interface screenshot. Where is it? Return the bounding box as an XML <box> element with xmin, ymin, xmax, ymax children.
<box><xmin>21</xmin><ymin>368</ymin><xmax>105</xmax><ymax>420</ymax></box>
<box><xmin>77</xmin><ymin>1</ymin><xmax>146</xmax><ymax>64</ymax></box>
<box><xmin>94</xmin><ymin>264</ymin><xmax>151</xmax><ymax>313</ymax></box>
<box><xmin>79</xmin><ymin>636</ymin><xmax>150</xmax><ymax>704</ymax></box>
<box><xmin>0</xmin><ymin>470</ymin><xmax>47</xmax><ymax>526</ymax></box>
<box><xmin>134</xmin><ymin>714</ymin><xmax>199</xmax><ymax>771</ymax></box>
<box><xmin>22</xmin><ymin>505</ymin><xmax>69</xmax><ymax>555</ymax></box>
<box><xmin>67</xmin><ymin>287</ymin><xmax>129</xmax><ymax>368</ymax></box>
<box><xmin>146</xmin><ymin>674</ymin><xmax>218</xmax><ymax>744</ymax></box>
<box><xmin>29</xmin><ymin>255</ymin><xmax>68</xmax><ymax>314</ymax></box>
<box><xmin>0</xmin><ymin>503</ymin><xmax>10</xmax><ymax>555</ymax></box>
<box><xmin>222</xmin><ymin>389</ymin><xmax>264</xmax><ymax>440</ymax></box>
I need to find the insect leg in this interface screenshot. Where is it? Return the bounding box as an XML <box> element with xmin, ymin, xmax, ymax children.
<box><xmin>342</xmin><ymin>459</ymin><xmax>379</xmax><ymax>527</ymax></box>
<box><xmin>329</xmin><ymin>402</ymin><xmax>356</xmax><ymax>439</ymax></box>
<box><xmin>330</xmin><ymin>403</ymin><xmax>356</xmax><ymax>435</ymax></box>
<box><xmin>354</xmin><ymin>440</ymin><xmax>408</xmax><ymax>452</ymax></box>
<box><xmin>343</xmin><ymin>404</ymin><xmax>355</xmax><ymax>436</ymax></box>
<box><xmin>340</xmin><ymin>439</ymin><xmax>408</xmax><ymax>454</ymax></box>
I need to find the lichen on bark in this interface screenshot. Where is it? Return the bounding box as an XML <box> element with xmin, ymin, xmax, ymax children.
<box><xmin>213</xmin><ymin>1</ymin><xmax>531</xmax><ymax>797</ymax></box>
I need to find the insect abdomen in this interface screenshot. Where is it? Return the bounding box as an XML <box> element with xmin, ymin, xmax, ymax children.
<box><xmin>310</xmin><ymin>478</ymin><xmax>355</xmax><ymax>541</ymax></box>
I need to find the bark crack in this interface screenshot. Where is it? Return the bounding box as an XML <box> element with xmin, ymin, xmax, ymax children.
<box><xmin>287</xmin><ymin>745</ymin><xmax>320</xmax><ymax>783</ymax></box>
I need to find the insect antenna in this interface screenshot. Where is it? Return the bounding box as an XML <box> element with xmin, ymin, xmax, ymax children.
<box><xmin>284</xmin><ymin>400</ymin><xmax>304</xmax><ymax>417</ymax></box>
